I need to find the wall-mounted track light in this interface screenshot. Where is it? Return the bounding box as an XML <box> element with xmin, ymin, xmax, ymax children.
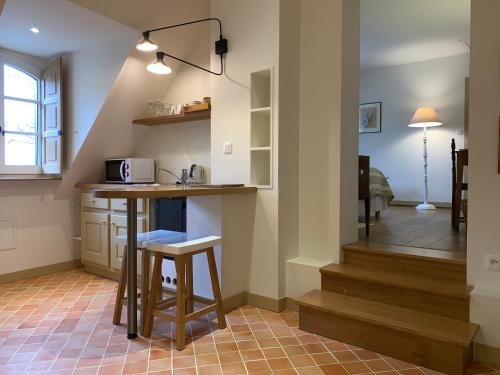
<box><xmin>147</xmin><ymin>52</ymin><xmax>172</xmax><ymax>75</ymax></box>
<box><xmin>136</xmin><ymin>18</ymin><xmax>228</xmax><ymax>76</ymax></box>
<box><xmin>137</xmin><ymin>32</ymin><xmax>158</xmax><ymax>52</ymax></box>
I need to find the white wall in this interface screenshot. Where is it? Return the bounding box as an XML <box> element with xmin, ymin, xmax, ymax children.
<box><xmin>133</xmin><ymin>34</ymin><xmax>212</xmax><ymax>182</ymax></box>
<box><xmin>63</xmin><ymin>35</ymin><xmax>138</xmax><ymax>163</ymax></box>
<box><xmin>210</xmin><ymin>0</ymin><xmax>280</xmax><ymax>300</ymax></box>
<box><xmin>0</xmin><ymin>49</ymin><xmax>79</xmax><ymax>275</ymax></box>
<box><xmin>298</xmin><ymin>0</ymin><xmax>359</xmax><ymax>264</ymax></box>
<box><xmin>278</xmin><ymin>0</ymin><xmax>301</xmax><ymax>297</ymax></box>
<box><xmin>468</xmin><ymin>0</ymin><xmax>500</xmax><ymax>350</ymax></box>
<box><xmin>359</xmin><ymin>54</ymin><xmax>469</xmax><ymax>203</ymax></box>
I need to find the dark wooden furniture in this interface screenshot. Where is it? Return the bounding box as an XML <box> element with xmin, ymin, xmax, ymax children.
<box><xmin>451</xmin><ymin>139</ymin><xmax>468</xmax><ymax>231</ymax></box>
<box><xmin>359</xmin><ymin>155</ymin><xmax>370</xmax><ymax>238</ymax></box>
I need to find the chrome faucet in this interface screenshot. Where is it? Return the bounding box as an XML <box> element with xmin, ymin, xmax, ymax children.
<box><xmin>157</xmin><ymin>167</ymin><xmax>189</xmax><ymax>185</ymax></box>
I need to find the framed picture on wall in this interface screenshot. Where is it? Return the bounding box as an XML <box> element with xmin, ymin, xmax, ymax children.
<box><xmin>359</xmin><ymin>102</ymin><xmax>382</xmax><ymax>134</ymax></box>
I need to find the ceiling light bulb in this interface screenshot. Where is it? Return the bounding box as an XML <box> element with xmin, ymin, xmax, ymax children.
<box><xmin>147</xmin><ymin>52</ymin><xmax>172</xmax><ymax>75</ymax></box>
<box><xmin>137</xmin><ymin>32</ymin><xmax>158</xmax><ymax>52</ymax></box>
<box><xmin>30</xmin><ymin>27</ymin><xmax>40</xmax><ymax>34</ymax></box>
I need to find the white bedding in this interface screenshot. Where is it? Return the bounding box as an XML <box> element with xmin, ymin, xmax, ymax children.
<box><xmin>359</xmin><ymin>168</ymin><xmax>394</xmax><ymax>216</ymax></box>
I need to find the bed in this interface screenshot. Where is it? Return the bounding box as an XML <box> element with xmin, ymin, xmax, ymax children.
<box><xmin>359</xmin><ymin>167</ymin><xmax>394</xmax><ymax>218</ymax></box>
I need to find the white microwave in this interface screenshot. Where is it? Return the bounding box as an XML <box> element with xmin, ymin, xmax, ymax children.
<box><xmin>105</xmin><ymin>158</ymin><xmax>156</xmax><ymax>184</ymax></box>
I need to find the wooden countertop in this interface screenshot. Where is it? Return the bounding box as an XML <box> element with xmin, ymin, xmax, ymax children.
<box><xmin>75</xmin><ymin>183</ymin><xmax>257</xmax><ymax>199</ymax></box>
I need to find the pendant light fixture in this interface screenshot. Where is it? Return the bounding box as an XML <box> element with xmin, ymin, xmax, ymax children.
<box><xmin>136</xmin><ymin>32</ymin><xmax>158</xmax><ymax>52</ymax></box>
<box><xmin>136</xmin><ymin>18</ymin><xmax>228</xmax><ymax>76</ymax></box>
<box><xmin>146</xmin><ymin>52</ymin><xmax>172</xmax><ymax>75</ymax></box>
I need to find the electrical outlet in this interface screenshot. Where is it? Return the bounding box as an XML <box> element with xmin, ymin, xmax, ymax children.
<box><xmin>484</xmin><ymin>255</ymin><xmax>500</xmax><ymax>271</ymax></box>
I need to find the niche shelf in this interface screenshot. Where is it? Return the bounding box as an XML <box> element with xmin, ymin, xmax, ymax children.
<box><xmin>250</xmin><ymin>68</ymin><xmax>273</xmax><ymax>188</ymax></box>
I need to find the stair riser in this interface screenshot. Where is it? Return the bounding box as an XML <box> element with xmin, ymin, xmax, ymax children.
<box><xmin>321</xmin><ymin>275</ymin><xmax>469</xmax><ymax>321</ymax></box>
<box><xmin>344</xmin><ymin>250</ymin><xmax>466</xmax><ymax>282</ymax></box>
<box><xmin>300</xmin><ymin>306</ymin><xmax>472</xmax><ymax>375</ymax></box>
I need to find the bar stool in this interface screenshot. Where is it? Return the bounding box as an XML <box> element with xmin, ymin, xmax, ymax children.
<box><xmin>143</xmin><ymin>235</ymin><xmax>226</xmax><ymax>351</ymax></box>
<box><xmin>113</xmin><ymin>230</ymin><xmax>185</xmax><ymax>335</ymax></box>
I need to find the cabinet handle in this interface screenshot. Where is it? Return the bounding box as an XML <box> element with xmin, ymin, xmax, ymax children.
<box><xmin>101</xmin><ymin>221</ymin><xmax>107</xmax><ymax>225</ymax></box>
<box><xmin>122</xmin><ymin>202</ymin><xmax>127</xmax><ymax>206</ymax></box>
<box><xmin>110</xmin><ymin>222</ymin><xmax>116</xmax><ymax>226</ymax></box>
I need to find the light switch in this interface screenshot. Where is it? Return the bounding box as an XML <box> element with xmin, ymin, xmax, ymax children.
<box><xmin>224</xmin><ymin>142</ymin><xmax>233</xmax><ymax>154</ymax></box>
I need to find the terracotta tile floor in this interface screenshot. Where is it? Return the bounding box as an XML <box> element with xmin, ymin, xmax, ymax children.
<box><xmin>0</xmin><ymin>269</ymin><xmax>499</xmax><ymax>375</ymax></box>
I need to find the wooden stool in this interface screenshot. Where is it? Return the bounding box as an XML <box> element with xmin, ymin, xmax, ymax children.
<box><xmin>113</xmin><ymin>230</ymin><xmax>185</xmax><ymax>335</ymax></box>
<box><xmin>143</xmin><ymin>235</ymin><xmax>226</xmax><ymax>351</ymax></box>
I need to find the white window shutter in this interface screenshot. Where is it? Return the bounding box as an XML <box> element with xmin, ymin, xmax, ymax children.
<box><xmin>41</xmin><ymin>57</ymin><xmax>63</xmax><ymax>175</ymax></box>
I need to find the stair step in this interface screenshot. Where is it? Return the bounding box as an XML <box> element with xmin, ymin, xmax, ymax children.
<box><xmin>296</xmin><ymin>290</ymin><xmax>479</xmax><ymax>374</ymax></box>
<box><xmin>343</xmin><ymin>241</ymin><xmax>466</xmax><ymax>282</ymax></box>
<box><xmin>321</xmin><ymin>263</ymin><xmax>470</xmax><ymax>300</ymax></box>
<box><xmin>320</xmin><ymin>264</ymin><xmax>470</xmax><ymax>320</ymax></box>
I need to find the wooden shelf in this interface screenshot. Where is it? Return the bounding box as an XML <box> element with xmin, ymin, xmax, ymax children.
<box><xmin>133</xmin><ymin>110</ymin><xmax>210</xmax><ymax>126</ymax></box>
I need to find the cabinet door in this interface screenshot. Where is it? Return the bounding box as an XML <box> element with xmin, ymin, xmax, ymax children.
<box><xmin>81</xmin><ymin>212</ymin><xmax>109</xmax><ymax>267</ymax></box>
<box><xmin>110</xmin><ymin>198</ymin><xmax>145</xmax><ymax>213</ymax></box>
<box><xmin>81</xmin><ymin>192</ymin><xmax>109</xmax><ymax>210</ymax></box>
<box><xmin>110</xmin><ymin>215</ymin><xmax>147</xmax><ymax>271</ymax></box>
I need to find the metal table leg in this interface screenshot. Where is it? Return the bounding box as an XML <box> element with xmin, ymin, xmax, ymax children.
<box><xmin>127</xmin><ymin>198</ymin><xmax>138</xmax><ymax>339</ymax></box>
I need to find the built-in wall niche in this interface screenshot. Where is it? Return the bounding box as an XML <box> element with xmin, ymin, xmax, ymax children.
<box><xmin>250</xmin><ymin>150</ymin><xmax>271</xmax><ymax>187</ymax></box>
<box><xmin>250</xmin><ymin>68</ymin><xmax>273</xmax><ymax>188</ymax></box>
<box><xmin>251</xmin><ymin>69</ymin><xmax>271</xmax><ymax>110</ymax></box>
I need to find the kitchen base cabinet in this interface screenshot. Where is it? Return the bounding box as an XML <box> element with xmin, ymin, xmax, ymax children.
<box><xmin>81</xmin><ymin>212</ymin><xmax>109</xmax><ymax>267</ymax></box>
<box><xmin>110</xmin><ymin>214</ymin><xmax>147</xmax><ymax>271</ymax></box>
<box><xmin>80</xmin><ymin>191</ymin><xmax>149</xmax><ymax>279</ymax></box>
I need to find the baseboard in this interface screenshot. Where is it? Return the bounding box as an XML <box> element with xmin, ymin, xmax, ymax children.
<box><xmin>284</xmin><ymin>297</ymin><xmax>299</xmax><ymax>312</ymax></box>
<box><xmin>247</xmin><ymin>293</ymin><xmax>287</xmax><ymax>312</ymax></box>
<box><xmin>0</xmin><ymin>259</ymin><xmax>82</xmax><ymax>284</ymax></box>
<box><xmin>391</xmin><ymin>200</ymin><xmax>452</xmax><ymax>209</ymax></box>
<box><xmin>84</xmin><ymin>264</ymin><xmax>120</xmax><ymax>282</ymax></box>
<box><xmin>474</xmin><ymin>342</ymin><xmax>500</xmax><ymax>365</ymax></box>
<box><xmin>221</xmin><ymin>292</ymin><xmax>288</xmax><ymax>313</ymax></box>
<box><xmin>223</xmin><ymin>292</ymin><xmax>248</xmax><ymax>312</ymax></box>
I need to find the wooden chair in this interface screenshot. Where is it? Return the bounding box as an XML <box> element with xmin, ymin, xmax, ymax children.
<box><xmin>113</xmin><ymin>230</ymin><xmax>185</xmax><ymax>335</ymax></box>
<box><xmin>359</xmin><ymin>155</ymin><xmax>370</xmax><ymax>238</ymax></box>
<box><xmin>451</xmin><ymin>139</ymin><xmax>468</xmax><ymax>230</ymax></box>
<box><xmin>143</xmin><ymin>235</ymin><xmax>226</xmax><ymax>351</ymax></box>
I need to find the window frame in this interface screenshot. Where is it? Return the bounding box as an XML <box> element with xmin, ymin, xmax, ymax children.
<box><xmin>0</xmin><ymin>52</ymin><xmax>42</xmax><ymax>175</ymax></box>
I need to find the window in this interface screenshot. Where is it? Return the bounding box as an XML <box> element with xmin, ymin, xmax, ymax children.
<box><xmin>0</xmin><ymin>64</ymin><xmax>41</xmax><ymax>173</ymax></box>
<box><xmin>0</xmin><ymin>53</ymin><xmax>63</xmax><ymax>175</ymax></box>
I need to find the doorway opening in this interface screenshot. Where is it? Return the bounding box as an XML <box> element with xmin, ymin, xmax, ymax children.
<box><xmin>357</xmin><ymin>0</ymin><xmax>470</xmax><ymax>256</ymax></box>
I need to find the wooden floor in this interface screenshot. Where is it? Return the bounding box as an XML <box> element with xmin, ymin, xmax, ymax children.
<box><xmin>359</xmin><ymin>206</ymin><xmax>467</xmax><ymax>252</ymax></box>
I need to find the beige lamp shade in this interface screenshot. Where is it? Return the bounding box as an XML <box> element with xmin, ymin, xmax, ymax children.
<box><xmin>408</xmin><ymin>107</ymin><xmax>443</xmax><ymax>128</ymax></box>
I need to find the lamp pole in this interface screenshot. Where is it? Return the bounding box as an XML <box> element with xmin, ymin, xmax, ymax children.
<box><xmin>417</xmin><ymin>126</ymin><xmax>436</xmax><ymax>210</ymax></box>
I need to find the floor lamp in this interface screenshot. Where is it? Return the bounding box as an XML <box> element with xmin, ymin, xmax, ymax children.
<box><xmin>409</xmin><ymin>107</ymin><xmax>443</xmax><ymax>210</ymax></box>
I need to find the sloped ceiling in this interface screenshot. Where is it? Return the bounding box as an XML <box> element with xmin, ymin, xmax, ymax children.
<box><xmin>68</xmin><ymin>0</ymin><xmax>209</xmax><ymax>31</ymax></box>
<box><xmin>67</xmin><ymin>0</ymin><xmax>212</xmax><ymax>79</ymax></box>
<box><xmin>56</xmin><ymin>0</ymin><xmax>212</xmax><ymax>196</ymax></box>
<box><xmin>0</xmin><ymin>0</ymin><xmax>136</xmax><ymax>58</ymax></box>
<box><xmin>361</xmin><ymin>0</ymin><xmax>470</xmax><ymax>69</ymax></box>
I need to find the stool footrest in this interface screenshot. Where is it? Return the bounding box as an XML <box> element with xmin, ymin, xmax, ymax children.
<box><xmin>185</xmin><ymin>304</ymin><xmax>217</xmax><ymax>321</ymax></box>
<box><xmin>153</xmin><ymin>303</ymin><xmax>217</xmax><ymax>323</ymax></box>
<box><xmin>156</xmin><ymin>297</ymin><xmax>177</xmax><ymax>311</ymax></box>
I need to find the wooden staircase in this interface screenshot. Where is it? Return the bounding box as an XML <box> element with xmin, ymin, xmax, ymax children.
<box><xmin>295</xmin><ymin>241</ymin><xmax>479</xmax><ymax>375</ymax></box>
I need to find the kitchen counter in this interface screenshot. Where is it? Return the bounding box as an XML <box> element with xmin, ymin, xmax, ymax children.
<box><xmin>75</xmin><ymin>183</ymin><xmax>257</xmax><ymax>199</ymax></box>
<box><xmin>75</xmin><ymin>181</ymin><xmax>256</xmax><ymax>340</ymax></box>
